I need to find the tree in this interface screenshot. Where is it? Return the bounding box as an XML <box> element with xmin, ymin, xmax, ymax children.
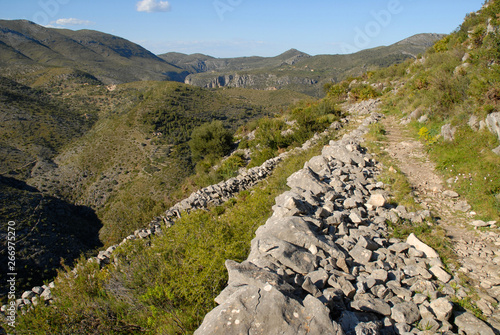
<box><xmin>189</xmin><ymin>120</ymin><xmax>233</xmax><ymax>162</ymax></box>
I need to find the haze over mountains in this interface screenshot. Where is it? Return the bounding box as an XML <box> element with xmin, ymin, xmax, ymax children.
<box><xmin>0</xmin><ymin>19</ymin><xmax>444</xmax><ymax>96</ymax></box>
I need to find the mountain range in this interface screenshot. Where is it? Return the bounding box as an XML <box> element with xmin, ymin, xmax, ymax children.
<box><xmin>0</xmin><ymin>19</ymin><xmax>444</xmax><ymax>96</ymax></box>
<box><xmin>0</xmin><ymin>18</ymin><xmax>444</xmax><ymax>301</ymax></box>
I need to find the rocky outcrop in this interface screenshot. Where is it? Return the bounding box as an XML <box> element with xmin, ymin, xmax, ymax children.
<box><xmin>195</xmin><ymin>111</ymin><xmax>497</xmax><ymax>334</ymax></box>
<box><xmin>184</xmin><ymin>73</ymin><xmax>318</xmax><ymax>90</ymax></box>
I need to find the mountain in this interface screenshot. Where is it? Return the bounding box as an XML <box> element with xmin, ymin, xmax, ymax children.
<box><xmin>181</xmin><ymin>34</ymin><xmax>445</xmax><ymax>96</ymax></box>
<box><xmin>0</xmin><ymin>20</ymin><xmax>185</xmax><ymax>84</ymax></box>
<box><xmin>0</xmin><ymin>20</ymin><xmax>443</xmax><ymax>97</ymax></box>
<box><xmin>158</xmin><ymin>48</ymin><xmax>310</xmax><ymax>73</ymax></box>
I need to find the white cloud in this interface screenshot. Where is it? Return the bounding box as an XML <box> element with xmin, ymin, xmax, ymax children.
<box><xmin>52</xmin><ymin>18</ymin><xmax>95</xmax><ymax>26</ymax></box>
<box><xmin>136</xmin><ymin>0</ymin><xmax>171</xmax><ymax>13</ymax></box>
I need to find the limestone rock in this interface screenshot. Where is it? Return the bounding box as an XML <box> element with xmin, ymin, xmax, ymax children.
<box><xmin>391</xmin><ymin>301</ymin><xmax>420</xmax><ymax>325</ymax></box>
<box><xmin>454</xmin><ymin>311</ymin><xmax>495</xmax><ymax>335</ymax></box>
<box><xmin>486</xmin><ymin>112</ymin><xmax>500</xmax><ymax>140</ymax></box>
<box><xmin>406</xmin><ymin>233</ymin><xmax>440</xmax><ymax>259</ymax></box>
<box><xmin>441</xmin><ymin>123</ymin><xmax>457</xmax><ymax>141</ymax></box>
<box><xmin>429</xmin><ymin>297</ymin><xmax>453</xmax><ymax>321</ymax></box>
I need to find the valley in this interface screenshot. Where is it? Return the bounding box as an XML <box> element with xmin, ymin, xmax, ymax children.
<box><xmin>1</xmin><ymin>1</ymin><xmax>500</xmax><ymax>333</ymax></box>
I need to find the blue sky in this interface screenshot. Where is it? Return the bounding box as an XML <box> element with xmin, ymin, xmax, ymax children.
<box><xmin>0</xmin><ymin>0</ymin><xmax>486</xmax><ymax>57</ymax></box>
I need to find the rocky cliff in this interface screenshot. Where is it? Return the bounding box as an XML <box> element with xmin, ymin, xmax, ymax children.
<box><xmin>184</xmin><ymin>73</ymin><xmax>319</xmax><ymax>90</ymax></box>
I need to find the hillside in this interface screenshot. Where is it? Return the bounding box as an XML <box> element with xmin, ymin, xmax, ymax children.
<box><xmin>3</xmin><ymin>1</ymin><xmax>500</xmax><ymax>334</ymax></box>
<box><xmin>0</xmin><ymin>71</ymin><xmax>309</xmax><ymax>300</ymax></box>
<box><xmin>0</xmin><ymin>20</ymin><xmax>184</xmax><ymax>84</ymax></box>
<box><xmin>182</xmin><ymin>34</ymin><xmax>444</xmax><ymax>96</ymax></box>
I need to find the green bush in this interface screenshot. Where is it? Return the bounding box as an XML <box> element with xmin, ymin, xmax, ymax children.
<box><xmin>189</xmin><ymin>121</ymin><xmax>233</xmax><ymax>162</ymax></box>
<box><xmin>349</xmin><ymin>84</ymin><xmax>381</xmax><ymax>101</ymax></box>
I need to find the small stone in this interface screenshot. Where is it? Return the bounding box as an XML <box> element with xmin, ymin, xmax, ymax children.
<box><xmin>429</xmin><ymin>297</ymin><xmax>453</xmax><ymax>321</ymax></box>
<box><xmin>391</xmin><ymin>301</ymin><xmax>420</xmax><ymax>324</ymax></box>
<box><xmin>367</xmin><ymin>194</ymin><xmax>387</xmax><ymax>208</ymax></box>
<box><xmin>418</xmin><ymin>318</ymin><xmax>440</xmax><ymax>332</ymax></box>
<box><xmin>442</xmin><ymin>190</ymin><xmax>459</xmax><ymax>198</ymax></box>
<box><xmin>406</xmin><ymin>233</ymin><xmax>440</xmax><ymax>259</ymax></box>
<box><xmin>471</xmin><ymin>220</ymin><xmax>489</xmax><ymax>227</ymax></box>
<box><xmin>351</xmin><ymin>296</ymin><xmax>392</xmax><ymax>316</ymax></box>
<box><xmin>429</xmin><ymin>265</ymin><xmax>452</xmax><ymax>283</ymax></box>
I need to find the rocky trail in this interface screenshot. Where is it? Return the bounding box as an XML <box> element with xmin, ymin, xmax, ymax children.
<box><xmin>381</xmin><ymin>115</ymin><xmax>500</xmax><ymax>330</ymax></box>
<box><xmin>196</xmin><ymin>101</ymin><xmax>500</xmax><ymax>335</ymax></box>
<box><xmin>3</xmin><ymin>100</ymin><xmax>500</xmax><ymax>335</ymax></box>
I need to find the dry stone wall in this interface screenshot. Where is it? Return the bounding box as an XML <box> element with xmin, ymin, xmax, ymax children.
<box><xmin>194</xmin><ymin>112</ymin><xmax>497</xmax><ymax>335</ymax></box>
<box><xmin>1</xmin><ymin>103</ymin><xmax>351</xmax><ymax>317</ymax></box>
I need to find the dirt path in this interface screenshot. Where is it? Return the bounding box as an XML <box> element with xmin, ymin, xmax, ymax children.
<box><xmin>380</xmin><ymin>115</ymin><xmax>500</xmax><ymax>329</ymax></box>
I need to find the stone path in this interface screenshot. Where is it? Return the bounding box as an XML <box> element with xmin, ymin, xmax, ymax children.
<box><xmin>381</xmin><ymin>115</ymin><xmax>500</xmax><ymax>330</ymax></box>
<box><xmin>195</xmin><ymin>102</ymin><xmax>499</xmax><ymax>334</ymax></box>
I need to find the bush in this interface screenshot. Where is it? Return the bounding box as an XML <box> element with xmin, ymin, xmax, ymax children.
<box><xmin>189</xmin><ymin>121</ymin><xmax>233</xmax><ymax>162</ymax></box>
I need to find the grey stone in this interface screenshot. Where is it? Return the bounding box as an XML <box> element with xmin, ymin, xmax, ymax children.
<box><xmin>302</xmin><ymin>277</ymin><xmax>321</xmax><ymax>297</ymax></box>
<box><xmin>367</xmin><ymin>193</ymin><xmax>387</xmax><ymax>208</ymax></box>
<box><xmin>370</xmin><ymin>269</ymin><xmax>388</xmax><ymax>283</ymax></box>
<box><xmin>305</xmin><ymin>268</ymin><xmax>329</xmax><ymax>290</ymax></box>
<box><xmin>391</xmin><ymin>301</ymin><xmax>420</xmax><ymax>324</ymax></box>
<box><xmin>194</xmin><ymin>286</ymin><xmax>342</xmax><ymax>335</ymax></box>
<box><xmin>357</xmin><ymin>236</ymin><xmax>380</xmax><ymax>251</ymax></box>
<box><xmin>493</xmin><ymin>145</ymin><xmax>500</xmax><ymax>156</ymax></box>
<box><xmin>287</xmin><ymin>167</ymin><xmax>329</xmax><ymax>195</ymax></box>
<box><xmin>442</xmin><ymin>190</ymin><xmax>459</xmax><ymax>198</ymax></box>
<box><xmin>406</xmin><ymin>233</ymin><xmax>440</xmax><ymax>259</ymax></box>
<box><xmin>441</xmin><ymin>123</ymin><xmax>457</xmax><ymax>141</ymax></box>
<box><xmin>454</xmin><ymin>311</ymin><xmax>495</xmax><ymax>335</ymax></box>
<box><xmin>253</xmin><ymin>237</ymin><xmax>317</xmax><ymax>274</ymax></box>
<box><xmin>471</xmin><ymin>220</ymin><xmax>490</xmax><ymax>227</ymax></box>
<box><xmin>468</xmin><ymin>115</ymin><xmax>480</xmax><ymax>131</ymax></box>
<box><xmin>354</xmin><ymin>321</ymin><xmax>381</xmax><ymax>335</ymax></box>
<box><xmin>21</xmin><ymin>291</ymin><xmax>35</xmax><ymax>300</ymax></box>
<box><xmin>486</xmin><ymin>112</ymin><xmax>500</xmax><ymax>140</ymax></box>
<box><xmin>429</xmin><ymin>297</ymin><xmax>453</xmax><ymax>321</ymax></box>
<box><xmin>418</xmin><ymin>318</ymin><xmax>440</xmax><ymax>332</ymax></box>
<box><xmin>223</xmin><ymin>260</ymin><xmax>295</xmax><ymax>296</ymax></box>
<box><xmin>350</xmin><ymin>244</ymin><xmax>373</xmax><ymax>265</ymax></box>
<box><xmin>429</xmin><ymin>265</ymin><xmax>452</xmax><ymax>283</ymax></box>
<box><xmin>305</xmin><ymin>155</ymin><xmax>330</xmax><ymax>175</ymax></box>
<box><xmin>389</xmin><ymin>242</ymin><xmax>410</xmax><ymax>254</ymax></box>
<box><xmin>255</xmin><ymin>216</ymin><xmax>340</xmax><ymax>258</ymax></box>
<box><xmin>32</xmin><ymin>286</ymin><xmax>44</xmax><ymax>295</ymax></box>
<box><xmin>40</xmin><ymin>289</ymin><xmax>53</xmax><ymax>301</ymax></box>
<box><xmin>351</xmin><ymin>295</ymin><xmax>392</xmax><ymax>316</ymax></box>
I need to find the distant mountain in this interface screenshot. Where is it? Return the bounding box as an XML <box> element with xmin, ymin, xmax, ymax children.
<box><xmin>0</xmin><ymin>20</ymin><xmax>185</xmax><ymax>84</ymax></box>
<box><xmin>0</xmin><ymin>19</ymin><xmax>444</xmax><ymax>95</ymax></box>
<box><xmin>158</xmin><ymin>48</ymin><xmax>310</xmax><ymax>73</ymax></box>
<box><xmin>179</xmin><ymin>34</ymin><xmax>445</xmax><ymax>96</ymax></box>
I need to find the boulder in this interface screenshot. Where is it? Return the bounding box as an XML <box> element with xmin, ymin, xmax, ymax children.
<box><xmin>287</xmin><ymin>167</ymin><xmax>330</xmax><ymax>195</ymax></box>
<box><xmin>195</xmin><ymin>286</ymin><xmax>343</xmax><ymax>335</ymax></box>
<box><xmin>486</xmin><ymin>112</ymin><xmax>500</xmax><ymax>140</ymax></box>
<box><xmin>454</xmin><ymin>311</ymin><xmax>495</xmax><ymax>335</ymax></box>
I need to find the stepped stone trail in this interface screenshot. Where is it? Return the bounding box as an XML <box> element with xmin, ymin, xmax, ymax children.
<box><xmin>381</xmin><ymin>115</ymin><xmax>500</xmax><ymax>329</ymax></box>
<box><xmin>195</xmin><ymin>101</ymin><xmax>499</xmax><ymax>335</ymax></box>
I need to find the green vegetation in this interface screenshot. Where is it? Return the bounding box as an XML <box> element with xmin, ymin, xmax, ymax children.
<box><xmin>359</xmin><ymin>1</ymin><xmax>500</xmax><ymax>221</ymax></box>
<box><xmin>189</xmin><ymin>121</ymin><xmax>233</xmax><ymax>163</ymax></box>
<box><xmin>12</xmin><ymin>134</ymin><xmax>332</xmax><ymax>335</ymax></box>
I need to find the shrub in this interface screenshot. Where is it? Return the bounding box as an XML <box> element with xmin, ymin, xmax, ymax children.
<box><xmin>189</xmin><ymin>121</ymin><xmax>233</xmax><ymax>162</ymax></box>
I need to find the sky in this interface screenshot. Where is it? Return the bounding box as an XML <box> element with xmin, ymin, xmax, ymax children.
<box><xmin>0</xmin><ymin>0</ymin><xmax>486</xmax><ymax>58</ymax></box>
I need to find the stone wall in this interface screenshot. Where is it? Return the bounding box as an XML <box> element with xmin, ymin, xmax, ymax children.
<box><xmin>2</xmin><ymin>102</ymin><xmax>352</xmax><ymax>316</ymax></box>
<box><xmin>194</xmin><ymin>112</ymin><xmax>496</xmax><ymax>335</ymax></box>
